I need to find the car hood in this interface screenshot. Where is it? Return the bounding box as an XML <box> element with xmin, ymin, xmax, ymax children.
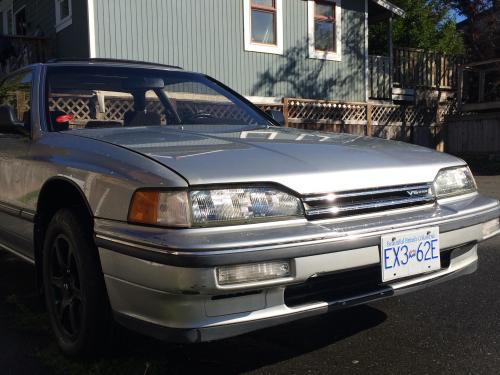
<box><xmin>72</xmin><ymin>125</ymin><xmax>464</xmax><ymax>194</ymax></box>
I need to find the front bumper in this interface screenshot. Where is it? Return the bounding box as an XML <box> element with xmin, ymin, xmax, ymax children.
<box><xmin>96</xmin><ymin>193</ymin><xmax>500</xmax><ymax>343</ymax></box>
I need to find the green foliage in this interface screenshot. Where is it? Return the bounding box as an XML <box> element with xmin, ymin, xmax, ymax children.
<box><xmin>369</xmin><ymin>0</ymin><xmax>465</xmax><ymax>55</ymax></box>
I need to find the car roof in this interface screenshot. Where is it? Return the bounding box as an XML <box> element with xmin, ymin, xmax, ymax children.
<box><xmin>40</xmin><ymin>58</ymin><xmax>185</xmax><ymax>71</ymax></box>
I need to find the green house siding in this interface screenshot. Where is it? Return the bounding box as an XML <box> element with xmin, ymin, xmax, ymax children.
<box><xmin>91</xmin><ymin>0</ymin><xmax>367</xmax><ymax>102</ymax></box>
<box><xmin>13</xmin><ymin>0</ymin><xmax>89</xmax><ymax>59</ymax></box>
<box><xmin>13</xmin><ymin>0</ymin><xmax>53</xmax><ymax>37</ymax></box>
<box><xmin>56</xmin><ymin>0</ymin><xmax>89</xmax><ymax>58</ymax></box>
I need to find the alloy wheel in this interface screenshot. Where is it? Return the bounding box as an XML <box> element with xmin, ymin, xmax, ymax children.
<box><xmin>48</xmin><ymin>234</ymin><xmax>83</xmax><ymax>340</ymax></box>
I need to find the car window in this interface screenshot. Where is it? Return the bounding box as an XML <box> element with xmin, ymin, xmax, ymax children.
<box><xmin>0</xmin><ymin>71</ymin><xmax>32</xmax><ymax>126</ymax></box>
<box><xmin>45</xmin><ymin>66</ymin><xmax>270</xmax><ymax>131</ymax></box>
<box><xmin>48</xmin><ymin>89</ymin><xmax>164</xmax><ymax>130</ymax></box>
<box><xmin>163</xmin><ymin>80</ymin><xmax>261</xmax><ymax>125</ymax></box>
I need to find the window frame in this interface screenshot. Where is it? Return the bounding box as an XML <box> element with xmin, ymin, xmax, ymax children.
<box><xmin>307</xmin><ymin>0</ymin><xmax>342</xmax><ymax>61</ymax></box>
<box><xmin>243</xmin><ymin>0</ymin><xmax>283</xmax><ymax>55</ymax></box>
<box><xmin>0</xmin><ymin>0</ymin><xmax>13</xmax><ymax>35</ymax></box>
<box><xmin>55</xmin><ymin>0</ymin><xmax>72</xmax><ymax>33</ymax></box>
<box><xmin>14</xmin><ymin>5</ymin><xmax>27</xmax><ymax>36</ymax></box>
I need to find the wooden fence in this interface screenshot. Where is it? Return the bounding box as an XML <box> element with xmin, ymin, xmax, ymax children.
<box><xmin>278</xmin><ymin>98</ymin><xmax>456</xmax><ymax>150</ymax></box>
<box><xmin>369</xmin><ymin>55</ymin><xmax>392</xmax><ymax>100</ymax></box>
<box><xmin>446</xmin><ymin>112</ymin><xmax>500</xmax><ymax>156</ymax></box>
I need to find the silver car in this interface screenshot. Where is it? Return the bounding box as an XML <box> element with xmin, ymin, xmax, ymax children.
<box><xmin>0</xmin><ymin>60</ymin><xmax>498</xmax><ymax>356</ymax></box>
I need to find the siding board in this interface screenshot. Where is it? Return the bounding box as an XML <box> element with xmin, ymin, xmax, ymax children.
<box><xmin>14</xmin><ymin>0</ymin><xmax>89</xmax><ymax>58</ymax></box>
<box><xmin>91</xmin><ymin>0</ymin><xmax>366</xmax><ymax>101</ymax></box>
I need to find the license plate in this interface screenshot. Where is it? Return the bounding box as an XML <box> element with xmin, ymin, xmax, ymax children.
<box><xmin>381</xmin><ymin>227</ymin><xmax>440</xmax><ymax>282</ymax></box>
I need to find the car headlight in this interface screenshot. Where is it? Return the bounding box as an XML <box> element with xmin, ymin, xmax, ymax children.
<box><xmin>128</xmin><ymin>187</ymin><xmax>304</xmax><ymax>227</ymax></box>
<box><xmin>433</xmin><ymin>166</ymin><xmax>477</xmax><ymax>199</ymax></box>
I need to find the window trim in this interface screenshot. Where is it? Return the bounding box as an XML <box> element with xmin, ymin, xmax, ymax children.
<box><xmin>243</xmin><ymin>0</ymin><xmax>283</xmax><ymax>55</ymax></box>
<box><xmin>0</xmin><ymin>0</ymin><xmax>13</xmax><ymax>35</ymax></box>
<box><xmin>14</xmin><ymin>5</ymin><xmax>26</xmax><ymax>35</ymax></box>
<box><xmin>55</xmin><ymin>0</ymin><xmax>72</xmax><ymax>33</ymax></box>
<box><xmin>308</xmin><ymin>0</ymin><xmax>342</xmax><ymax>61</ymax></box>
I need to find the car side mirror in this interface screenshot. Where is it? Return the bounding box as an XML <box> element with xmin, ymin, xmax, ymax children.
<box><xmin>0</xmin><ymin>105</ymin><xmax>29</xmax><ymax>136</ymax></box>
<box><xmin>266</xmin><ymin>109</ymin><xmax>285</xmax><ymax>126</ymax></box>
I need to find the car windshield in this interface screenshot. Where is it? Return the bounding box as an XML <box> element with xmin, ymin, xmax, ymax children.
<box><xmin>45</xmin><ymin>65</ymin><xmax>270</xmax><ymax>131</ymax></box>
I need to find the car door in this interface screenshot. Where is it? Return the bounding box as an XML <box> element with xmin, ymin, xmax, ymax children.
<box><xmin>0</xmin><ymin>69</ymin><xmax>35</xmax><ymax>260</ymax></box>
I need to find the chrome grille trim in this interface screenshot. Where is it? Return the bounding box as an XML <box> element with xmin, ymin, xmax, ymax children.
<box><xmin>302</xmin><ymin>183</ymin><xmax>435</xmax><ymax>219</ymax></box>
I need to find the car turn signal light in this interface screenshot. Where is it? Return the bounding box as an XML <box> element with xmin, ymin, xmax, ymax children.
<box><xmin>128</xmin><ymin>190</ymin><xmax>191</xmax><ymax>227</ymax></box>
<box><xmin>128</xmin><ymin>191</ymin><xmax>159</xmax><ymax>225</ymax></box>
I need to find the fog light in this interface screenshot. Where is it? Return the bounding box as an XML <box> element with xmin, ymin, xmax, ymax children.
<box><xmin>483</xmin><ymin>218</ymin><xmax>500</xmax><ymax>238</ymax></box>
<box><xmin>217</xmin><ymin>261</ymin><xmax>291</xmax><ymax>286</ymax></box>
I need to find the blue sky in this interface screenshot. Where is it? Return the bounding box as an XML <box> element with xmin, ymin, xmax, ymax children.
<box><xmin>449</xmin><ymin>9</ymin><xmax>466</xmax><ymax>22</ymax></box>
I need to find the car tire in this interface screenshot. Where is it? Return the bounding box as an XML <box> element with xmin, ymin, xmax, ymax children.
<box><xmin>42</xmin><ymin>208</ymin><xmax>111</xmax><ymax>357</ymax></box>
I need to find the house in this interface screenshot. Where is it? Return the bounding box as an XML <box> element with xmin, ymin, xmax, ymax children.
<box><xmin>0</xmin><ymin>0</ymin><xmax>406</xmax><ymax>104</ymax></box>
<box><xmin>456</xmin><ymin>1</ymin><xmax>500</xmax><ymax>111</ymax></box>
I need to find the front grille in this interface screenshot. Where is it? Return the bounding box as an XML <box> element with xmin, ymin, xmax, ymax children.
<box><xmin>302</xmin><ymin>183</ymin><xmax>435</xmax><ymax>220</ymax></box>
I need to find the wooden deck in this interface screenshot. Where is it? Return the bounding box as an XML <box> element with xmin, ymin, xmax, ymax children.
<box><xmin>457</xmin><ymin>58</ymin><xmax>500</xmax><ymax>112</ymax></box>
<box><xmin>369</xmin><ymin>48</ymin><xmax>463</xmax><ymax>102</ymax></box>
<box><xmin>0</xmin><ymin>35</ymin><xmax>50</xmax><ymax>75</ymax></box>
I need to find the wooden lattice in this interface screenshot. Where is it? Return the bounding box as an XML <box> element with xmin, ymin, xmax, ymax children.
<box><xmin>436</xmin><ymin>101</ymin><xmax>458</xmax><ymax>123</ymax></box>
<box><xmin>287</xmin><ymin>100</ymin><xmax>366</xmax><ymax>123</ymax></box>
<box><xmin>49</xmin><ymin>96</ymin><xmax>92</xmax><ymax>120</ymax></box>
<box><xmin>49</xmin><ymin>95</ymin><xmax>263</xmax><ymax>125</ymax></box>
<box><xmin>371</xmin><ymin>105</ymin><xmax>403</xmax><ymax>125</ymax></box>
<box><xmin>104</xmin><ymin>98</ymin><xmax>133</xmax><ymax>121</ymax></box>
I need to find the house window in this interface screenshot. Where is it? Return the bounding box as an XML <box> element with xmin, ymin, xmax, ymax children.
<box><xmin>251</xmin><ymin>0</ymin><xmax>276</xmax><ymax>44</ymax></box>
<box><xmin>243</xmin><ymin>0</ymin><xmax>283</xmax><ymax>55</ymax></box>
<box><xmin>55</xmin><ymin>0</ymin><xmax>72</xmax><ymax>32</ymax></box>
<box><xmin>308</xmin><ymin>0</ymin><xmax>342</xmax><ymax>61</ymax></box>
<box><xmin>6</xmin><ymin>8</ymin><xmax>12</xmax><ymax>34</ymax></box>
<box><xmin>14</xmin><ymin>7</ymin><xmax>27</xmax><ymax>35</ymax></box>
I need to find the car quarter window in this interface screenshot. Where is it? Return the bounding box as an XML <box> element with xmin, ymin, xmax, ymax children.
<box><xmin>0</xmin><ymin>71</ymin><xmax>32</xmax><ymax>126</ymax></box>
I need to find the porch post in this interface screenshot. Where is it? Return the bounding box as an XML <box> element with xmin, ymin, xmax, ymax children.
<box><xmin>388</xmin><ymin>15</ymin><xmax>393</xmax><ymax>101</ymax></box>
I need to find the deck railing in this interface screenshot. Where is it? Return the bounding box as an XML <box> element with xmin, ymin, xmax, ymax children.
<box><xmin>368</xmin><ymin>55</ymin><xmax>392</xmax><ymax>100</ymax></box>
<box><xmin>369</xmin><ymin>48</ymin><xmax>464</xmax><ymax>100</ymax></box>
<box><xmin>394</xmin><ymin>48</ymin><xmax>463</xmax><ymax>90</ymax></box>
<box><xmin>0</xmin><ymin>35</ymin><xmax>50</xmax><ymax>75</ymax></box>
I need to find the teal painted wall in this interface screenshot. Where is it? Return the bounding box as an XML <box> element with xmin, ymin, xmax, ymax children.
<box><xmin>13</xmin><ymin>0</ymin><xmax>89</xmax><ymax>58</ymax></box>
<box><xmin>55</xmin><ymin>0</ymin><xmax>89</xmax><ymax>58</ymax></box>
<box><xmin>92</xmin><ymin>0</ymin><xmax>367</xmax><ymax>101</ymax></box>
